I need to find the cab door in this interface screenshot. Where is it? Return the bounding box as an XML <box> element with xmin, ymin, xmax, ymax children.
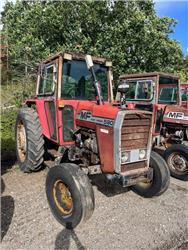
<box><xmin>37</xmin><ymin>60</ymin><xmax>58</xmax><ymax>142</ymax></box>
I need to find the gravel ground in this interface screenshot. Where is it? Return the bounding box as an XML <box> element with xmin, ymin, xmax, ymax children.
<box><xmin>1</xmin><ymin>164</ymin><xmax>188</xmax><ymax>250</ymax></box>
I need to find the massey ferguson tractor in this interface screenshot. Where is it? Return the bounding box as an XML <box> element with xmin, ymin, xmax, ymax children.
<box><xmin>117</xmin><ymin>72</ymin><xmax>188</xmax><ymax>180</ymax></box>
<box><xmin>16</xmin><ymin>53</ymin><xmax>170</xmax><ymax>229</ymax></box>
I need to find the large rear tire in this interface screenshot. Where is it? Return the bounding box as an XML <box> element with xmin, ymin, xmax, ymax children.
<box><xmin>46</xmin><ymin>163</ymin><xmax>95</xmax><ymax>229</ymax></box>
<box><xmin>164</xmin><ymin>144</ymin><xmax>188</xmax><ymax>181</ymax></box>
<box><xmin>15</xmin><ymin>107</ymin><xmax>44</xmax><ymax>173</ymax></box>
<box><xmin>132</xmin><ymin>151</ymin><xmax>170</xmax><ymax>198</ymax></box>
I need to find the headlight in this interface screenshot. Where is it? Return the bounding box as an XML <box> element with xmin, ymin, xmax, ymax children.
<box><xmin>139</xmin><ymin>149</ymin><xmax>146</xmax><ymax>159</ymax></box>
<box><xmin>121</xmin><ymin>151</ymin><xmax>130</xmax><ymax>163</ymax></box>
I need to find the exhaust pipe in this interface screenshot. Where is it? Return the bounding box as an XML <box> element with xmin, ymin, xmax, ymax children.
<box><xmin>85</xmin><ymin>55</ymin><xmax>103</xmax><ymax>105</ymax></box>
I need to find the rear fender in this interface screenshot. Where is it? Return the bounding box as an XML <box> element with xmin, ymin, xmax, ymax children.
<box><xmin>25</xmin><ymin>99</ymin><xmax>52</xmax><ymax>140</ymax></box>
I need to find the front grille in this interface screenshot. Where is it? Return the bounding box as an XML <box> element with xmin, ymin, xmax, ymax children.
<box><xmin>121</xmin><ymin>113</ymin><xmax>152</xmax><ymax>172</ymax></box>
<box><xmin>121</xmin><ymin>113</ymin><xmax>151</xmax><ymax>151</ymax></box>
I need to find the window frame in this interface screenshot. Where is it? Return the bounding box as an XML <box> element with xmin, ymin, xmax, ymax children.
<box><xmin>123</xmin><ymin>79</ymin><xmax>154</xmax><ymax>101</ymax></box>
<box><xmin>37</xmin><ymin>62</ymin><xmax>57</xmax><ymax>96</ymax></box>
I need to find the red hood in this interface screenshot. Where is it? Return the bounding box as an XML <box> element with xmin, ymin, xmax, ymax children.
<box><xmin>163</xmin><ymin>105</ymin><xmax>188</xmax><ymax>125</ymax></box>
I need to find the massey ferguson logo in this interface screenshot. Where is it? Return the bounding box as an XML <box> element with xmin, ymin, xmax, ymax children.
<box><xmin>168</xmin><ymin>112</ymin><xmax>184</xmax><ymax>119</ymax></box>
<box><xmin>77</xmin><ymin>110</ymin><xmax>114</xmax><ymax>127</ymax></box>
<box><xmin>166</xmin><ymin>112</ymin><xmax>188</xmax><ymax>121</ymax></box>
<box><xmin>80</xmin><ymin>111</ymin><xmax>91</xmax><ymax>120</ymax></box>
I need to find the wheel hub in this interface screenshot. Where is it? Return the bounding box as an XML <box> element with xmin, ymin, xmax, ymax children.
<box><xmin>169</xmin><ymin>153</ymin><xmax>188</xmax><ymax>173</ymax></box>
<box><xmin>53</xmin><ymin>180</ymin><xmax>73</xmax><ymax>216</ymax></box>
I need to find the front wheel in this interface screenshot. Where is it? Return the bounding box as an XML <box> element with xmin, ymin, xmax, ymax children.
<box><xmin>164</xmin><ymin>144</ymin><xmax>188</xmax><ymax>181</ymax></box>
<box><xmin>46</xmin><ymin>163</ymin><xmax>95</xmax><ymax>229</ymax></box>
<box><xmin>132</xmin><ymin>151</ymin><xmax>170</xmax><ymax>198</ymax></box>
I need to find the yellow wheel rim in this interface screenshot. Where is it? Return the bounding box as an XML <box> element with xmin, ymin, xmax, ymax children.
<box><xmin>17</xmin><ymin>122</ymin><xmax>27</xmax><ymax>162</ymax></box>
<box><xmin>53</xmin><ymin>180</ymin><xmax>73</xmax><ymax>216</ymax></box>
<box><xmin>136</xmin><ymin>180</ymin><xmax>152</xmax><ymax>189</ymax></box>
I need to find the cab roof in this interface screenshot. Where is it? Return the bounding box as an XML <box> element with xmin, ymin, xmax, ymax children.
<box><xmin>119</xmin><ymin>72</ymin><xmax>179</xmax><ymax>80</ymax></box>
<box><xmin>41</xmin><ymin>51</ymin><xmax>111</xmax><ymax>65</ymax></box>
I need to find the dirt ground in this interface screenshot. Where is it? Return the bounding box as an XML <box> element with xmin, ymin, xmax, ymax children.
<box><xmin>1</xmin><ymin>163</ymin><xmax>188</xmax><ymax>250</ymax></box>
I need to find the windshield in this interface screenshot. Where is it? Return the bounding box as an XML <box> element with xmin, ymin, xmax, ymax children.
<box><xmin>61</xmin><ymin>59</ymin><xmax>108</xmax><ymax>100</ymax></box>
<box><xmin>119</xmin><ymin>80</ymin><xmax>153</xmax><ymax>101</ymax></box>
<box><xmin>158</xmin><ymin>87</ymin><xmax>177</xmax><ymax>104</ymax></box>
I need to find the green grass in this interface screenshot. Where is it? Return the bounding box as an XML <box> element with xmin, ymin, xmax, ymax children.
<box><xmin>1</xmin><ymin>110</ymin><xmax>17</xmax><ymax>160</ymax></box>
<box><xmin>1</xmin><ymin>80</ymin><xmax>36</xmax><ymax>107</ymax></box>
<box><xmin>1</xmin><ymin>78</ymin><xmax>36</xmax><ymax>160</ymax></box>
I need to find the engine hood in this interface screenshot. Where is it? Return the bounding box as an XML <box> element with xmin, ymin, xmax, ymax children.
<box><xmin>75</xmin><ymin>101</ymin><xmax>151</xmax><ymax>129</ymax></box>
<box><xmin>76</xmin><ymin>102</ymin><xmax>119</xmax><ymax>129</ymax></box>
<box><xmin>163</xmin><ymin>105</ymin><xmax>188</xmax><ymax>125</ymax></box>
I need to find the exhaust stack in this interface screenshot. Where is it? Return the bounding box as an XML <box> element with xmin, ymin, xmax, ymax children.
<box><xmin>85</xmin><ymin>55</ymin><xmax>103</xmax><ymax>105</ymax></box>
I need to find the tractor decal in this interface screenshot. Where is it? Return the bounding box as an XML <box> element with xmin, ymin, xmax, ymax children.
<box><xmin>164</xmin><ymin>112</ymin><xmax>188</xmax><ymax>121</ymax></box>
<box><xmin>77</xmin><ymin>110</ymin><xmax>114</xmax><ymax>127</ymax></box>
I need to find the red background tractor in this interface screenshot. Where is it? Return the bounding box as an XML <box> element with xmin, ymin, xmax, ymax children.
<box><xmin>117</xmin><ymin>72</ymin><xmax>188</xmax><ymax>180</ymax></box>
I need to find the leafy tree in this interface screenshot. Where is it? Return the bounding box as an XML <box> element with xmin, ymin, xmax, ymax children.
<box><xmin>177</xmin><ymin>56</ymin><xmax>188</xmax><ymax>82</ymax></box>
<box><xmin>1</xmin><ymin>0</ymin><xmax>185</xmax><ymax>83</ymax></box>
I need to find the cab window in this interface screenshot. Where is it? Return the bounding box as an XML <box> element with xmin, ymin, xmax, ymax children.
<box><xmin>121</xmin><ymin>80</ymin><xmax>153</xmax><ymax>101</ymax></box>
<box><xmin>61</xmin><ymin>59</ymin><xmax>108</xmax><ymax>100</ymax></box>
<box><xmin>158</xmin><ymin>87</ymin><xmax>177</xmax><ymax>104</ymax></box>
<box><xmin>38</xmin><ymin>64</ymin><xmax>56</xmax><ymax>95</ymax></box>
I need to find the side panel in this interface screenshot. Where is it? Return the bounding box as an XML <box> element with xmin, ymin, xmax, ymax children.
<box><xmin>96</xmin><ymin>125</ymin><xmax>114</xmax><ymax>173</ymax></box>
<box><xmin>44</xmin><ymin>101</ymin><xmax>57</xmax><ymax>140</ymax></box>
<box><xmin>152</xmin><ymin>104</ymin><xmax>166</xmax><ymax>135</ymax></box>
<box><xmin>35</xmin><ymin>100</ymin><xmax>57</xmax><ymax>141</ymax></box>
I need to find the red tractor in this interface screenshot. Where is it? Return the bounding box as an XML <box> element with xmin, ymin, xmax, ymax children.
<box><xmin>16</xmin><ymin>53</ymin><xmax>170</xmax><ymax>229</ymax></box>
<box><xmin>117</xmin><ymin>72</ymin><xmax>188</xmax><ymax>180</ymax></box>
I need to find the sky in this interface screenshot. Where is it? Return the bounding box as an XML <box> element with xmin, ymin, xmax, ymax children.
<box><xmin>154</xmin><ymin>0</ymin><xmax>188</xmax><ymax>55</ymax></box>
<box><xmin>0</xmin><ymin>0</ymin><xmax>188</xmax><ymax>55</ymax></box>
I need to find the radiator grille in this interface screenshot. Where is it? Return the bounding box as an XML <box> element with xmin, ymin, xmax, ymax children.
<box><xmin>121</xmin><ymin>113</ymin><xmax>151</xmax><ymax>151</ymax></box>
<box><xmin>121</xmin><ymin>113</ymin><xmax>151</xmax><ymax>172</ymax></box>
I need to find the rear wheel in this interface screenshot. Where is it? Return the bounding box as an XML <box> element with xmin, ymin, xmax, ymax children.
<box><xmin>46</xmin><ymin>163</ymin><xmax>95</xmax><ymax>229</ymax></box>
<box><xmin>132</xmin><ymin>151</ymin><xmax>170</xmax><ymax>198</ymax></box>
<box><xmin>16</xmin><ymin>107</ymin><xmax>44</xmax><ymax>173</ymax></box>
<box><xmin>164</xmin><ymin>144</ymin><xmax>188</xmax><ymax>181</ymax></box>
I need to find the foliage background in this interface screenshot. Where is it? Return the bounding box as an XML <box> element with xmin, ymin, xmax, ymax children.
<box><xmin>1</xmin><ymin>0</ymin><xmax>188</xmax><ymax>83</ymax></box>
<box><xmin>1</xmin><ymin>0</ymin><xmax>188</xmax><ymax>159</ymax></box>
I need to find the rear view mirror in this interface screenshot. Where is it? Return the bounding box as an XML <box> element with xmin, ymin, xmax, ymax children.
<box><xmin>118</xmin><ymin>83</ymin><xmax>129</xmax><ymax>93</ymax></box>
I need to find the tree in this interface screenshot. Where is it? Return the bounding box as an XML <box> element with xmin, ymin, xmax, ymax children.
<box><xmin>1</xmin><ymin>0</ymin><xmax>185</xmax><ymax>82</ymax></box>
<box><xmin>177</xmin><ymin>56</ymin><xmax>188</xmax><ymax>82</ymax></box>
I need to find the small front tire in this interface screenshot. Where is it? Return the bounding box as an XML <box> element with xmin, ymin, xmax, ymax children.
<box><xmin>46</xmin><ymin>163</ymin><xmax>95</xmax><ymax>229</ymax></box>
<box><xmin>132</xmin><ymin>151</ymin><xmax>170</xmax><ymax>198</ymax></box>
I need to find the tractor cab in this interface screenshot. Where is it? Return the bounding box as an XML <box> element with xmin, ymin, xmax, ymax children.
<box><xmin>117</xmin><ymin>72</ymin><xmax>188</xmax><ymax>142</ymax></box>
<box><xmin>30</xmin><ymin>52</ymin><xmax>113</xmax><ymax>146</ymax></box>
<box><xmin>117</xmin><ymin>72</ymin><xmax>181</xmax><ymax>107</ymax></box>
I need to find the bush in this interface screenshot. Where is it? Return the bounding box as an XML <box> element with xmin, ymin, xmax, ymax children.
<box><xmin>1</xmin><ymin>110</ymin><xmax>17</xmax><ymax>160</ymax></box>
